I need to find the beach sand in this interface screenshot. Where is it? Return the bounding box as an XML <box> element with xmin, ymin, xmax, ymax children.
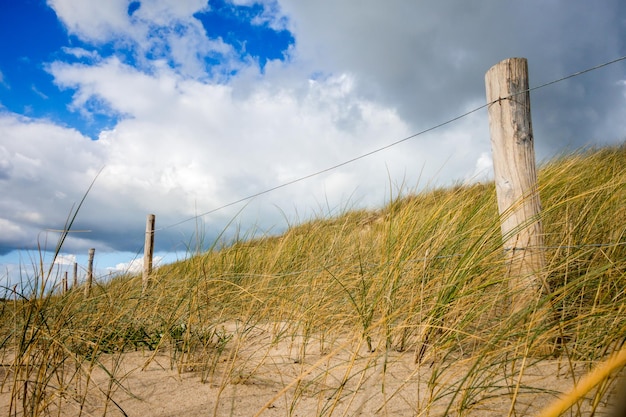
<box><xmin>1</xmin><ymin>326</ymin><xmax>620</xmax><ymax>416</ymax></box>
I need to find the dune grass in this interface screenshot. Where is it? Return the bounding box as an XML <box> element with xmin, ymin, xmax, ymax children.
<box><xmin>1</xmin><ymin>144</ymin><xmax>625</xmax><ymax>416</ymax></box>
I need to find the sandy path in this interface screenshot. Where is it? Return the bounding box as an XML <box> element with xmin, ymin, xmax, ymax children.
<box><xmin>1</xmin><ymin>328</ymin><xmax>620</xmax><ymax>416</ymax></box>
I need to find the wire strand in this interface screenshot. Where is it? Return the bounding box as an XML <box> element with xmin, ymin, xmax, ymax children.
<box><xmin>160</xmin><ymin>104</ymin><xmax>488</xmax><ymax>230</ymax></box>
<box><xmin>160</xmin><ymin>54</ymin><xmax>626</xmax><ymax>231</ymax></box>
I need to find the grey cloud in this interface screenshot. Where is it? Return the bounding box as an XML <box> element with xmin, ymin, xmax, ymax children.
<box><xmin>0</xmin><ymin>145</ymin><xmax>12</xmax><ymax>179</ymax></box>
<box><xmin>279</xmin><ymin>0</ymin><xmax>626</xmax><ymax>157</ymax></box>
<box><xmin>0</xmin><ymin>114</ymin><xmax>111</xmax><ymax>254</ymax></box>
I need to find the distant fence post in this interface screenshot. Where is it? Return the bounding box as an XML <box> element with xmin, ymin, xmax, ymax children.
<box><xmin>63</xmin><ymin>271</ymin><xmax>68</xmax><ymax>295</ymax></box>
<box><xmin>485</xmin><ymin>57</ymin><xmax>548</xmax><ymax>314</ymax></box>
<box><xmin>73</xmin><ymin>262</ymin><xmax>78</xmax><ymax>288</ymax></box>
<box><xmin>84</xmin><ymin>248</ymin><xmax>95</xmax><ymax>298</ymax></box>
<box><xmin>142</xmin><ymin>214</ymin><xmax>155</xmax><ymax>294</ymax></box>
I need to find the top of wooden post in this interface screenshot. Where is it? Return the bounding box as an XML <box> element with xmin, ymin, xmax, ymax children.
<box><xmin>486</xmin><ymin>58</ymin><xmax>530</xmax><ymax>104</ymax></box>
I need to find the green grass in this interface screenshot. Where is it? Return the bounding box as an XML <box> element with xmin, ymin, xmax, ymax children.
<box><xmin>1</xmin><ymin>144</ymin><xmax>625</xmax><ymax>416</ymax></box>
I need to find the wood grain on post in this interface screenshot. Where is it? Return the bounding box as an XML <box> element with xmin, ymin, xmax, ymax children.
<box><xmin>485</xmin><ymin>58</ymin><xmax>548</xmax><ymax>313</ymax></box>
<box><xmin>142</xmin><ymin>214</ymin><xmax>155</xmax><ymax>293</ymax></box>
<box><xmin>85</xmin><ymin>248</ymin><xmax>95</xmax><ymax>298</ymax></box>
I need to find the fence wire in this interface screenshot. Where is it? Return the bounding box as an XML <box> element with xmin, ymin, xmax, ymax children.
<box><xmin>159</xmin><ymin>54</ymin><xmax>626</xmax><ymax>232</ymax></box>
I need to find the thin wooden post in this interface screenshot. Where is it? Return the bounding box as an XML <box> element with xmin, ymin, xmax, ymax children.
<box><xmin>485</xmin><ymin>57</ymin><xmax>548</xmax><ymax>313</ymax></box>
<box><xmin>73</xmin><ymin>262</ymin><xmax>78</xmax><ymax>288</ymax></box>
<box><xmin>62</xmin><ymin>271</ymin><xmax>68</xmax><ymax>294</ymax></box>
<box><xmin>142</xmin><ymin>214</ymin><xmax>155</xmax><ymax>293</ymax></box>
<box><xmin>84</xmin><ymin>248</ymin><xmax>95</xmax><ymax>298</ymax></box>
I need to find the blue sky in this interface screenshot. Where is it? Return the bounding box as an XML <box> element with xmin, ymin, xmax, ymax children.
<box><xmin>0</xmin><ymin>1</ymin><xmax>91</xmax><ymax>131</ymax></box>
<box><xmin>0</xmin><ymin>0</ymin><xmax>294</xmax><ymax>138</ymax></box>
<box><xmin>1</xmin><ymin>0</ymin><xmax>625</xmax><ymax>293</ymax></box>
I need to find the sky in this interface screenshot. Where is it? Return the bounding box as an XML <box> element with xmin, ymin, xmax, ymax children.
<box><xmin>1</xmin><ymin>0</ymin><xmax>625</xmax><ymax>293</ymax></box>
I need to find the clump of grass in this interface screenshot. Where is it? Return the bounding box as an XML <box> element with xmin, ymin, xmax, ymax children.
<box><xmin>1</xmin><ymin>144</ymin><xmax>624</xmax><ymax>416</ymax></box>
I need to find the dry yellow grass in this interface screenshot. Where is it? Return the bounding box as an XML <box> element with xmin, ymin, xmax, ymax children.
<box><xmin>1</xmin><ymin>144</ymin><xmax>625</xmax><ymax>416</ymax></box>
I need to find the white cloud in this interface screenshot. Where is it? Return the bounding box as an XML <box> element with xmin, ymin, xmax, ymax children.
<box><xmin>132</xmin><ymin>0</ymin><xmax>209</xmax><ymax>24</ymax></box>
<box><xmin>0</xmin><ymin>145</ymin><xmax>12</xmax><ymax>179</ymax></box>
<box><xmin>2</xmin><ymin>43</ymin><xmax>494</xmax><ymax>257</ymax></box>
<box><xmin>109</xmin><ymin>255</ymin><xmax>164</xmax><ymax>274</ymax></box>
<box><xmin>85</xmin><ymin>64</ymin><xmax>419</xmax><ymax>214</ymax></box>
<box><xmin>15</xmin><ymin>211</ymin><xmax>43</xmax><ymax>223</ymax></box>
<box><xmin>47</xmin><ymin>0</ymin><xmax>133</xmax><ymax>42</ymax></box>
<box><xmin>49</xmin><ymin>57</ymin><xmax>177</xmax><ymax>118</ymax></box>
<box><xmin>0</xmin><ymin>218</ymin><xmax>28</xmax><ymax>243</ymax></box>
<box><xmin>111</xmin><ymin>258</ymin><xmax>142</xmax><ymax>274</ymax></box>
<box><xmin>31</xmin><ymin>85</ymin><xmax>49</xmax><ymax>100</ymax></box>
<box><xmin>47</xmin><ymin>0</ymin><xmax>235</xmax><ymax>79</ymax></box>
<box><xmin>465</xmin><ymin>152</ymin><xmax>493</xmax><ymax>184</ymax></box>
<box><xmin>54</xmin><ymin>253</ymin><xmax>76</xmax><ymax>265</ymax></box>
<box><xmin>232</xmin><ymin>0</ymin><xmax>290</xmax><ymax>31</ymax></box>
<box><xmin>61</xmin><ymin>47</ymin><xmax>101</xmax><ymax>60</ymax></box>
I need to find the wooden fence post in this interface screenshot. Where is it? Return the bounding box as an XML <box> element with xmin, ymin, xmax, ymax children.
<box><xmin>485</xmin><ymin>57</ymin><xmax>548</xmax><ymax>314</ymax></box>
<box><xmin>84</xmin><ymin>248</ymin><xmax>95</xmax><ymax>298</ymax></box>
<box><xmin>73</xmin><ymin>262</ymin><xmax>78</xmax><ymax>288</ymax></box>
<box><xmin>142</xmin><ymin>214</ymin><xmax>155</xmax><ymax>293</ymax></box>
<box><xmin>63</xmin><ymin>271</ymin><xmax>68</xmax><ymax>295</ymax></box>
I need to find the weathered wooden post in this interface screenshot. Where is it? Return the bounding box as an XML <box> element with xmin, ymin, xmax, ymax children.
<box><xmin>73</xmin><ymin>262</ymin><xmax>78</xmax><ymax>288</ymax></box>
<box><xmin>485</xmin><ymin>57</ymin><xmax>548</xmax><ymax>314</ymax></box>
<box><xmin>142</xmin><ymin>214</ymin><xmax>155</xmax><ymax>294</ymax></box>
<box><xmin>84</xmin><ymin>248</ymin><xmax>95</xmax><ymax>298</ymax></box>
<box><xmin>62</xmin><ymin>271</ymin><xmax>68</xmax><ymax>294</ymax></box>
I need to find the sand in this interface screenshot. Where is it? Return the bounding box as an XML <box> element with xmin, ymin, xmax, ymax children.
<box><xmin>1</xmin><ymin>325</ymin><xmax>620</xmax><ymax>416</ymax></box>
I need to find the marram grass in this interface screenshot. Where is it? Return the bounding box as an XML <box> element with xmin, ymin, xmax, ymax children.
<box><xmin>1</xmin><ymin>144</ymin><xmax>625</xmax><ymax>416</ymax></box>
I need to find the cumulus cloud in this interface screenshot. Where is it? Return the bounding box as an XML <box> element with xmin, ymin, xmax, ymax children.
<box><xmin>47</xmin><ymin>0</ymin><xmax>134</xmax><ymax>42</ymax></box>
<box><xmin>465</xmin><ymin>152</ymin><xmax>494</xmax><ymax>185</ymax></box>
<box><xmin>56</xmin><ymin>59</ymin><xmax>426</xmax><ymax>239</ymax></box>
<box><xmin>2</xmin><ymin>49</ymin><xmax>491</xmax><ymax>258</ymax></box>
<box><xmin>108</xmin><ymin>255</ymin><xmax>164</xmax><ymax>274</ymax></box>
<box><xmin>54</xmin><ymin>253</ymin><xmax>77</xmax><ymax>265</ymax></box>
<box><xmin>47</xmin><ymin>0</ymin><xmax>235</xmax><ymax>79</ymax></box>
<box><xmin>61</xmin><ymin>47</ymin><xmax>101</xmax><ymax>60</ymax></box>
